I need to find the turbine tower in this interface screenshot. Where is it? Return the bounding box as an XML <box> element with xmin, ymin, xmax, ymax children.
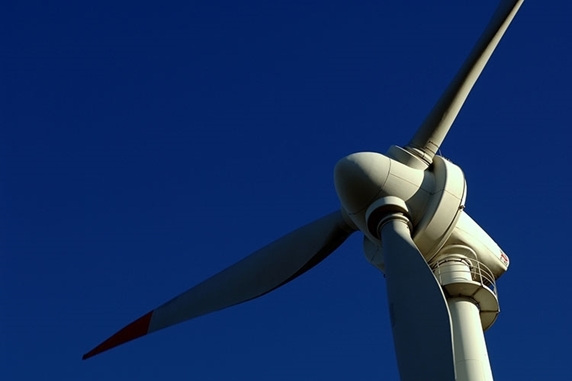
<box><xmin>83</xmin><ymin>1</ymin><xmax>524</xmax><ymax>380</ymax></box>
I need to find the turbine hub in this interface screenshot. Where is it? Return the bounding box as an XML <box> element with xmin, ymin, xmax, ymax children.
<box><xmin>334</xmin><ymin>152</ymin><xmax>392</xmax><ymax>215</ymax></box>
<box><xmin>334</xmin><ymin>150</ymin><xmax>431</xmax><ymax>241</ymax></box>
<box><xmin>335</xmin><ymin>151</ymin><xmax>470</xmax><ymax>266</ymax></box>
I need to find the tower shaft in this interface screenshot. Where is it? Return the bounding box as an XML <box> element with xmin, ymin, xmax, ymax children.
<box><xmin>432</xmin><ymin>250</ymin><xmax>500</xmax><ymax>381</ymax></box>
<box><xmin>448</xmin><ymin>297</ymin><xmax>494</xmax><ymax>381</ymax></box>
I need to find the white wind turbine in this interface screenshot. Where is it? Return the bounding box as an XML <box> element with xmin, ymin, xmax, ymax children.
<box><xmin>84</xmin><ymin>1</ymin><xmax>524</xmax><ymax>380</ymax></box>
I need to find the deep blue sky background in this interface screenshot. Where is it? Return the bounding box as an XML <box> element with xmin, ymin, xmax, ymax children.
<box><xmin>3</xmin><ymin>1</ymin><xmax>571</xmax><ymax>380</ymax></box>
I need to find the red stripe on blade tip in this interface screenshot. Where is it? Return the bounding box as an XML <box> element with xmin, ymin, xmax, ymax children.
<box><xmin>82</xmin><ymin>311</ymin><xmax>153</xmax><ymax>360</ymax></box>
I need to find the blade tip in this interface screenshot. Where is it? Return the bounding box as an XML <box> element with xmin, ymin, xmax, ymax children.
<box><xmin>81</xmin><ymin>353</ymin><xmax>92</xmax><ymax>361</ymax></box>
<box><xmin>82</xmin><ymin>311</ymin><xmax>154</xmax><ymax>360</ymax></box>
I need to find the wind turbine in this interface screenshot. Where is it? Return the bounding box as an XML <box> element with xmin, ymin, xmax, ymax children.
<box><xmin>83</xmin><ymin>1</ymin><xmax>524</xmax><ymax>380</ymax></box>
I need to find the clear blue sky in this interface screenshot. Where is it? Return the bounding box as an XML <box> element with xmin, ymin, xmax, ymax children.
<box><xmin>3</xmin><ymin>1</ymin><xmax>571</xmax><ymax>380</ymax></box>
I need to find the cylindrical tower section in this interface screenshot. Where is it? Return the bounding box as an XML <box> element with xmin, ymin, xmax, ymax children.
<box><xmin>432</xmin><ymin>248</ymin><xmax>500</xmax><ymax>381</ymax></box>
<box><xmin>448</xmin><ymin>297</ymin><xmax>494</xmax><ymax>381</ymax></box>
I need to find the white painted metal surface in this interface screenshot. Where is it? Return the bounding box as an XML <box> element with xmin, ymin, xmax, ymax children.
<box><xmin>446</xmin><ymin>212</ymin><xmax>510</xmax><ymax>279</ymax></box>
<box><xmin>433</xmin><ymin>254</ymin><xmax>497</xmax><ymax>380</ymax></box>
<box><xmin>448</xmin><ymin>297</ymin><xmax>494</xmax><ymax>381</ymax></box>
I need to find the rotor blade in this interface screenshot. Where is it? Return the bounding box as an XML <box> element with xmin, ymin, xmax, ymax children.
<box><xmin>406</xmin><ymin>0</ymin><xmax>524</xmax><ymax>164</ymax></box>
<box><xmin>381</xmin><ymin>217</ymin><xmax>455</xmax><ymax>381</ymax></box>
<box><xmin>83</xmin><ymin>210</ymin><xmax>355</xmax><ymax>360</ymax></box>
